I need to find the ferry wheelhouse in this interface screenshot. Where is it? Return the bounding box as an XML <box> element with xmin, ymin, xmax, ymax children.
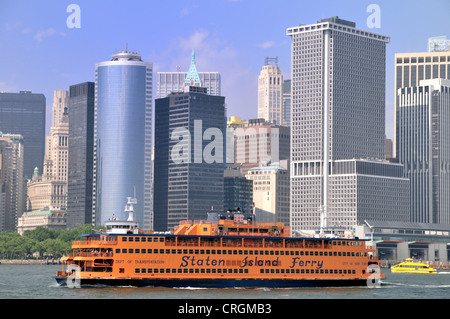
<box><xmin>55</xmin><ymin>198</ymin><xmax>384</xmax><ymax>288</ymax></box>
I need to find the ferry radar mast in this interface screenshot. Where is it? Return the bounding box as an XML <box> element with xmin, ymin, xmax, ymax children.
<box><xmin>125</xmin><ymin>196</ymin><xmax>137</xmax><ymax>222</ymax></box>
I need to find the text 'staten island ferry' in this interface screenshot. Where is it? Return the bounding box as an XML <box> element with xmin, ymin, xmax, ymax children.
<box><xmin>55</xmin><ymin>197</ymin><xmax>384</xmax><ymax>288</ymax></box>
<box><xmin>391</xmin><ymin>258</ymin><xmax>437</xmax><ymax>274</ymax></box>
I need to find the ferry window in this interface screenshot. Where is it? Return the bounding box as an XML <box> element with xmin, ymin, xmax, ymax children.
<box><xmin>141</xmin><ymin>268</ymin><xmax>146</xmax><ymax>274</ymax></box>
<box><xmin>211</xmin><ymin>250</ymin><xmax>215</xmax><ymax>254</ymax></box>
<box><xmin>166</xmin><ymin>249</ymin><xmax>170</xmax><ymax>254</ymax></box>
<box><xmin>206</xmin><ymin>250</ymin><xmax>210</xmax><ymax>254</ymax></box>
<box><xmin>275</xmin><ymin>251</ymin><xmax>279</xmax><ymax>255</ymax></box>
<box><xmin>183</xmin><ymin>269</ymin><xmax>188</xmax><ymax>273</ymax></box>
<box><xmin>160</xmin><ymin>238</ymin><xmax>164</xmax><ymax>242</ymax></box>
<box><xmin>135</xmin><ymin>268</ymin><xmax>140</xmax><ymax>273</ymax></box>
<box><xmin>122</xmin><ymin>237</ymin><xmax>127</xmax><ymax>242</ymax></box>
<box><xmin>122</xmin><ymin>249</ymin><xmax>127</xmax><ymax>253</ymax></box>
<box><xmin>233</xmin><ymin>250</ymin><xmax>237</xmax><ymax>255</ymax></box>
<box><xmin>135</xmin><ymin>237</ymin><xmax>140</xmax><ymax>242</ymax></box>
<box><xmin>115</xmin><ymin>249</ymin><xmax>120</xmax><ymax>254</ymax></box>
<box><xmin>314</xmin><ymin>251</ymin><xmax>318</xmax><ymax>256</ymax></box>
<box><xmin>319</xmin><ymin>252</ymin><xmax>323</xmax><ymax>256</ymax></box>
<box><xmin>135</xmin><ymin>249</ymin><xmax>140</xmax><ymax>253</ymax></box>
<box><xmin>148</xmin><ymin>238</ymin><xmax>152</xmax><ymax>242</ymax></box>
<box><xmin>160</xmin><ymin>249</ymin><xmax>164</xmax><ymax>254</ymax></box>
<box><xmin>195</xmin><ymin>250</ymin><xmax>199</xmax><ymax>254</ymax></box>
<box><xmin>189</xmin><ymin>250</ymin><xmax>193</xmax><ymax>254</ymax></box>
<box><xmin>195</xmin><ymin>269</ymin><xmax>199</xmax><ymax>274</ymax></box>
<box><xmin>141</xmin><ymin>237</ymin><xmax>146</xmax><ymax>242</ymax></box>
<box><xmin>129</xmin><ymin>237</ymin><xmax>133</xmax><ymax>242</ymax></box>
<box><xmin>200</xmin><ymin>250</ymin><xmax>205</xmax><ymax>254</ymax></box>
<box><xmin>119</xmin><ymin>268</ymin><xmax>125</xmax><ymax>273</ymax></box>
<box><xmin>171</xmin><ymin>249</ymin><xmax>176</xmax><ymax>254</ymax></box>
<box><xmin>129</xmin><ymin>249</ymin><xmax>133</xmax><ymax>253</ymax></box>
<box><xmin>148</xmin><ymin>269</ymin><xmax>152</xmax><ymax>273</ymax></box>
<box><xmin>160</xmin><ymin>269</ymin><xmax>165</xmax><ymax>274</ymax></box>
<box><xmin>305</xmin><ymin>251</ymin><xmax>309</xmax><ymax>256</ymax></box>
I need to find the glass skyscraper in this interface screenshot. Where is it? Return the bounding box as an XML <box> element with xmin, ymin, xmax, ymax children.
<box><xmin>0</xmin><ymin>91</ymin><xmax>46</xmax><ymax>178</ymax></box>
<box><xmin>94</xmin><ymin>51</ymin><xmax>152</xmax><ymax>227</ymax></box>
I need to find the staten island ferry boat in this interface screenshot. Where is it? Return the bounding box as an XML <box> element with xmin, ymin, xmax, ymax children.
<box><xmin>390</xmin><ymin>258</ymin><xmax>437</xmax><ymax>274</ymax></box>
<box><xmin>55</xmin><ymin>198</ymin><xmax>384</xmax><ymax>288</ymax></box>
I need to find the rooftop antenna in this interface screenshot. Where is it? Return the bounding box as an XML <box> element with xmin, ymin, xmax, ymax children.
<box><xmin>265</xmin><ymin>56</ymin><xmax>278</xmax><ymax>66</ymax></box>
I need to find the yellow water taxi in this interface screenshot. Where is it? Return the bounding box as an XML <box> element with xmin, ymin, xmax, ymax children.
<box><xmin>391</xmin><ymin>258</ymin><xmax>437</xmax><ymax>274</ymax></box>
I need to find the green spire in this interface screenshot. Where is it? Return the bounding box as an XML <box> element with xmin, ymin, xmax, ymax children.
<box><xmin>185</xmin><ymin>49</ymin><xmax>201</xmax><ymax>85</ymax></box>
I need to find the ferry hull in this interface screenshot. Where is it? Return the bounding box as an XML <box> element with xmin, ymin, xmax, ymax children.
<box><xmin>55</xmin><ymin>277</ymin><xmax>372</xmax><ymax>288</ymax></box>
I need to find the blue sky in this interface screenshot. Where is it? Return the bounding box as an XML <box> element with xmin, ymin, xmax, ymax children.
<box><xmin>0</xmin><ymin>0</ymin><xmax>449</xmax><ymax>140</ymax></box>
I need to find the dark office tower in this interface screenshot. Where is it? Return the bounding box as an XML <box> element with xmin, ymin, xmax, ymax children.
<box><xmin>67</xmin><ymin>82</ymin><xmax>95</xmax><ymax>228</ymax></box>
<box><xmin>154</xmin><ymin>86</ymin><xmax>226</xmax><ymax>231</ymax></box>
<box><xmin>224</xmin><ymin>165</ymin><xmax>253</xmax><ymax>213</ymax></box>
<box><xmin>0</xmin><ymin>91</ymin><xmax>46</xmax><ymax>178</ymax></box>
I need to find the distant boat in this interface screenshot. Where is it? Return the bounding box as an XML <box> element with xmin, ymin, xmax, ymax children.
<box><xmin>391</xmin><ymin>258</ymin><xmax>437</xmax><ymax>274</ymax></box>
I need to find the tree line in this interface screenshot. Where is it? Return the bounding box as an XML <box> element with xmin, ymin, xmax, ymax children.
<box><xmin>0</xmin><ymin>224</ymin><xmax>102</xmax><ymax>260</ymax></box>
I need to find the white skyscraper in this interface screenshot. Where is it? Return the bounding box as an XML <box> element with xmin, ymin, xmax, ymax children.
<box><xmin>287</xmin><ymin>17</ymin><xmax>409</xmax><ymax>234</ymax></box>
<box><xmin>258</xmin><ymin>57</ymin><xmax>283</xmax><ymax>125</ymax></box>
<box><xmin>397</xmin><ymin>79</ymin><xmax>450</xmax><ymax>224</ymax></box>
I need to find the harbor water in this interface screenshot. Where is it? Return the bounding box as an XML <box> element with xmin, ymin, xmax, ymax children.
<box><xmin>1</xmin><ymin>264</ymin><xmax>450</xmax><ymax>299</ymax></box>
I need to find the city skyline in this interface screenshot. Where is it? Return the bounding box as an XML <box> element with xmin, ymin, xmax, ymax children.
<box><xmin>1</xmin><ymin>0</ymin><xmax>449</xmax><ymax>142</ymax></box>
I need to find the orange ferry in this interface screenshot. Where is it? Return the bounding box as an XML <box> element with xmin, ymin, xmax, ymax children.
<box><xmin>55</xmin><ymin>198</ymin><xmax>384</xmax><ymax>288</ymax></box>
